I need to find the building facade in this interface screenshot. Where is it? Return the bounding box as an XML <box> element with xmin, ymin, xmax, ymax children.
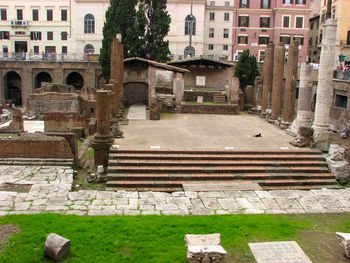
<box><xmin>0</xmin><ymin>0</ymin><xmax>311</xmax><ymax>62</ymax></box>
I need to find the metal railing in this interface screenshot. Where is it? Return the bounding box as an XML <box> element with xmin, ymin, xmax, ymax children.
<box><xmin>0</xmin><ymin>52</ymin><xmax>99</xmax><ymax>62</ymax></box>
<box><xmin>334</xmin><ymin>69</ymin><xmax>350</xmax><ymax>81</ymax></box>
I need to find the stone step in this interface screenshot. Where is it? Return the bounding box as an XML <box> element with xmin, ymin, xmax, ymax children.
<box><xmin>110</xmin><ymin>159</ymin><xmax>328</xmax><ymax>167</ymax></box>
<box><xmin>0</xmin><ymin>158</ymin><xmax>74</xmax><ymax>167</ymax></box>
<box><xmin>110</xmin><ymin>149</ymin><xmax>319</xmax><ymax>154</ymax></box>
<box><xmin>259</xmin><ymin>178</ymin><xmax>338</xmax><ymax>186</ymax></box>
<box><xmin>213</xmin><ymin>94</ymin><xmax>227</xmax><ymax>103</ymax></box>
<box><xmin>109</xmin><ymin>153</ymin><xmax>325</xmax><ymax>161</ymax></box>
<box><xmin>108</xmin><ymin>166</ymin><xmax>330</xmax><ymax>173</ymax></box>
<box><xmin>106</xmin><ymin>186</ymin><xmax>184</xmax><ymax>192</ymax></box>
<box><xmin>262</xmin><ymin>184</ymin><xmax>341</xmax><ymax>190</ymax></box>
<box><xmin>107</xmin><ymin>172</ymin><xmax>334</xmax><ymax>181</ymax></box>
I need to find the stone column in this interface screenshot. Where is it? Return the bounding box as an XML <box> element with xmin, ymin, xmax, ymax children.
<box><xmin>245</xmin><ymin>85</ymin><xmax>256</xmax><ymax>108</ymax></box>
<box><xmin>281</xmin><ymin>41</ymin><xmax>299</xmax><ymax>129</ymax></box>
<box><xmin>312</xmin><ymin>19</ymin><xmax>337</xmax><ymax>151</ymax></box>
<box><xmin>269</xmin><ymin>43</ymin><xmax>285</xmax><ymax>122</ymax></box>
<box><xmin>91</xmin><ymin>90</ymin><xmax>114</xmax><ymax>167</ymax></box>
<box><xmin>228</xmin><ymin>77</ymin><xmax>240</xmax><ymax>105</ymax></box>
<box><xmin>261</xmin><ymin>43</ymin><xmax>274</xmax><ymax>116</ymax></box>
<box><xmin>254</xmin><ymin>76</ymin><xmax>263</xmax><ymax>107</ymax></box>
<box><xmin>290</xmin><ymin>64</ymin><xmax>314</xmax><ymax>135</ymax></box>
<box><xmin>104</xmin><ymin>83</ymin><xmax>117</xmax><ymax>118</ymax></box>
<box><xmin>109</xmin><ymin>37</ymin><xmax>124</xmax><ymax>114</ymax></box>
<box><xmin>173</xmin><ymin>73</ymin><xmax>184</xmax><ymax>104</ymax></box>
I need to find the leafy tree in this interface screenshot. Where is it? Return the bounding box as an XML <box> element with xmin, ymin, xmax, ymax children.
<box><xmin>99</xmin><ymin>0</ymin><xmax>171</xmax><ymax>82</ymax></box>
<box><xmin>99</xmin><ymin>0</ymin><xmax>139</xmax><ymax>82</ymax></box>
<box><xmin>234</xmin><ymin>49</ymin><xmax>260</xmax><ymax>89</ymax></box>
<box><xmin>138</xmin><ymin>0</ymin><xmax>171</xmax><ymax>62</ymax></box>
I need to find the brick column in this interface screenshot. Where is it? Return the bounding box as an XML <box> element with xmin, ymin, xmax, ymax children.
<box><xmin>281</xmin><ymin>41</ymin><xmax>299</xmax><ymax>129</ymax></box>
<box><xmin>289</xmin><ymin>64</ymin><xmax>314</xmax><ymax>135</ymax></box>
<box><xmin>312</xmin><ymin>19</ymin><xmax>337</xmax><ymax>151</ymax></box>
<box><xmin>269</xmin><ymin>43</ymin><xmax>285</xmax><ymax>122</ymax></box>
<box><xmin>104</xmin><ymin>83</ymin><xmax>117</xmax><ymax>118</ymax></box>
<box><xmin>91</xmin><ymin>90</ymin><xmax>114</xmax><ymax>167</ymax></box>
<box><xmin>261</xmin><ymin>43</ymin><xmax>274</xmax><ymax>116</ymax></box>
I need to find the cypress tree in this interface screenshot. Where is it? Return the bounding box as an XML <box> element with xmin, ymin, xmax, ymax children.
<box><xmin>234</xmin><ymin>49</ymin><xmax>260</xmax><ymax>89</ymax></box>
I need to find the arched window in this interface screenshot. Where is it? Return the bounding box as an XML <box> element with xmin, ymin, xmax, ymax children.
<box><xmin>84</xmin><ymin>44</ymin><xmax>95</xmax><ymax>54</ymax></box>
<box><xmin>185</xmin><ymin>15</ymin><xmax>196</xmax><ymax>36</ymax></box>
<box><xmin>84</xmin><ymin>14</ymin><xmax>95</xmax><ymax>34</ymax></box>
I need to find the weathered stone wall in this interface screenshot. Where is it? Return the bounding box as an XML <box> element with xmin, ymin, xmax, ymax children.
<box><xmin>0</xmin><ymin>134</ymin><xmax>73</xmax><ymax>159</ymax></box>
<box><xmin>156</xmin><ymin>86</ymin><xmax>173</xmax><ymax>94</ymax></box>
<box><xmin>44</xmin><ymin>113</ymin><xmax>89</xmax><ymax>133</ymax></box>
<box><xmin>183</xmin><ymin>90</ymin><xmax>219</xmax><ymax>102</ymax></box>
<box><xmin>0</xmin><ymin>60</ymin><xmax>103</xmax><ymax>106</ymax></box>
<box><xmin>180</xmin><ymin>104</ymin><xmax>239</xmax><ymax>114</ymax></box>
<box><xmin>28</xmin><ymin>93</ymin><xmax>81</xmax><ymax>116</ymax></box>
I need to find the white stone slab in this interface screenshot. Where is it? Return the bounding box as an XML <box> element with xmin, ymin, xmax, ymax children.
<box><xmin>249</xmin><ymin>241</ymin><xmax>312</xmax><ymax>263</ymax></box>
<box><xmin>126</xmin><ymin>104</ymin><xmax>147</xmax><ymax>120</ymax></box>
<box><xmin>183</xmin><ymin>181</ymin><xmax>262</xmax><ymax>192</ymax></box>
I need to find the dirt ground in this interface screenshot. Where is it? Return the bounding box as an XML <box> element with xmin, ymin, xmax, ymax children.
<box><xmin>0</xmin><ymin>224</ymin><xmax>20</xmax><ymax>253</ymax></box>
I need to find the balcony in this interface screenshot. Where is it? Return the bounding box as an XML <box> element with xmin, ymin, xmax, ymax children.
<box><xmin>10</xmin><ymin>20</ymin><xmax>28</xmax><ymax>27</ymax></box>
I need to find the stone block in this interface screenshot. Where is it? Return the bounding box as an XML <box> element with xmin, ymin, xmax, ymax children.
<box><xmin>185</xmin><ymin>234</ymin><xmax>227</xmax><ymax>263</ymax></box>
<box><xmin>44</xmin><ymin>233</ymin><xmax>71</xmax><ymax>261</ymax></box>
<box><xmin>336</xmin><ymin>232</ymin><xmax>350</xmax><ymax>258</ymax></box>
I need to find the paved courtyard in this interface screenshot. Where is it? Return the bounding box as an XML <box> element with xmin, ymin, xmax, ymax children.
<box><xmin>0</xmin><ymin>165</ymin><xmax>349</xmax><ymax>216</ymax></box>
<box><xmin>117</xmin><ymin>113</ymin><xmax>297</xmax><ymax>150</ymax></box>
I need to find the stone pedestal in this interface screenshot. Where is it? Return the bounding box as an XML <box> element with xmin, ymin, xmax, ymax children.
<box><xmin>261</xmin><ymin>43</ymin><xmax>274</xmax><ymax>116</ymax></box>
<box><xmin>281</xmin><ymin>41</ymin><xmax>299</xmax><ymax>129</ymax></box>
<box><xmin>245</xmin><ymin>85</ymin><xmax>256</xmax><ymax>108</ymax></box>
<box><xmin>269</xmin><ymin>43</ymin><xmax>285</xmax><ymax>122</ymax></box>
<box><xmin>312</xmin><ymin>19</ymin><xmax>337</xmax><ymax>151</ymax></box>
<box><xmin>228</xmin><ymin>77</ymin><xmax>240</xmax><ymax>105</ymax></box>
<box><xmin>91</xmin><ymin>90</ymin><xmax>113</xmax><ymax>167</ymax></box>
<box><xmin>289</xmin><ymin>64</ymin><xmax>314</xmax><ymax>136</ymax></box>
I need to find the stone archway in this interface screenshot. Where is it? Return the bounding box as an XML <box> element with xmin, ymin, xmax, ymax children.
<box><xmin>66</xmin><ymin>72</ymin><xmax>84</xmax><ymax>90</ymax></box>
<box><xmin>35</xmin><ymin>72</ymin><xmax>52</xmax><ymax>89</ymax></box>
<box><xmin>4</xmin><ymin>71</ymin><xmax>22</xmax><ymax>106</ymax></box>
<box><xmin>123</xmin><ymin>82</ymin><xmax>149</xmax><ymax>106</ymax></box>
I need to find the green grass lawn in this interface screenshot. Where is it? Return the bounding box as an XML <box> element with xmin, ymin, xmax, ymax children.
<box><xmin>0</xmin><ymin>213</ymin><xmax>349</xmax><ymax>262</ymax></box>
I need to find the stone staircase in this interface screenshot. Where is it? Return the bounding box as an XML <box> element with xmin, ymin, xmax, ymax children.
<box><xmin>106</xmin><ymin>149</ymin><xmax>339</xmax><ymax>192</ymax></box>
<box><xmin>213</xmin><ymin>94</ymin><xmax>227</xmax><ymax>103</ymax></box>
<box><xmin>0</xmin><ymin>158</ymin><xmax>74</xmax><ymax>167</ymax></box>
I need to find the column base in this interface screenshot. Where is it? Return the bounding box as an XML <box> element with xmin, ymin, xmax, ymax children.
<box><xmin>312</xmin><ymin>129</ymin><xmax>330</xmax><ymax>152</ymax></box>
<box><xmin>280</xmin><ymin>121</ymin><xmax>291</xmax><ymax>130</ymax></box>
<box><xmin>91</xmin><ymin>134</ymin><xmax>114</xmax><ymax>167</ymax></box>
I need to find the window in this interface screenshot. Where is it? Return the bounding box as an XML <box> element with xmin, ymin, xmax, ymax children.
<box><xmin>293</xmin><ymin>36</ymin><xmax>304</xmax><ymax>45</ymax></box>
<box><xmin>259</xmin><ymin>50</ymin><xmax>266</xmax><ymax>62</ymax></box>
<box><xmin>332</xmin><ymin>6</ymin><xmax>336</xmax><ymax>19</ymax></box>
<box><xmin>321</xmin><ymin>12</ymin><xmax>326</xmax><ymax>23</ymax></box>
<box><xmin>240</xmin><ymin>0</ymin><xmax>249</xmax><ymax>8</ymax></box>
<box><xmin>296</xmin><ymin>0</ymin><xmax>306</xmax><ymax>4</ymax></box>
<box><xmin>223</xmin><ymin>29</ymin><xmax>229</xmax><ymax>38</ymax></box>
<box><xmin>280</xmin><ymin>35</ymin><xmax>291</xmax><ymax>44</ymax></box>
<box><xmin>259</xmin><ymin>36</ymin><xmax>269</xmax><ymax>45</ymax></box>
<box><xmin>224</xmin><ymin>13</ymin><xmax>229</xmax><ymax>21</ymax></box>
<box><xmin>47</xmin><ymin>9</ymin><xmax>53</xmax><ymax>21</ymax></box>
<box><xmin>185</xmin><ymin>15</ymin><xmax>196</xmax><ymax>35</ymax></box>
<box><xmin>210</xmin><ymin>1</ymin><xmax>215</xmax><ymax>6</ymax></box>
<box><xmin>61</xmin><ymin>9</ymin><xmax>67</xmax><ymax>21</ymax></box>
<box><xmin>283</xmin><ymin>0</ymin><xmax>293</xmax><ymax>3</ymax></box>
<box><xmin>32</xmin><ymin>9</ymin><xmax>39</xmax><ymax>21</ymax></box>
<box><xmin>84</xmin><ymin>14</ymin><xmax>95</xmax><ymax>34</ymax></box>
<box><xmin>283</xmin><ymin>16</ymin><xmax>290</xmax><ymax>28</ymax></box>
<box><xmin>61</xmin><ymin>31</ymin><xmax>68</xmax><ymax>40</ymax></box>
<box><xmin>84</xmin><ymin>44</ymin><xmax>95</xmax><ymax>54</ymax></box>
<box><xmin>209</xmin><ymin>12</ymin><xmax>215</xmax><ymax>21</ymax></box>
<box><xmin>347</xmin><ymin>31</ymin><xmax>350</xmax><ymax>45</ymax></box>
<box><xmin>225</xmin><ymin>1</ymin><xmax>230</xmax><ymax>6</ymax></box>
<box><xmin>310</xmin><ymin>22</ymin><xmax>314</xmax><ymax>30</ymax></box>
<box><xmin>260</xmin><ymin>17</ymin><xmax>270</xmax><ymax>27</ymax></box>
<box><xmin>238</xmin><ymin>35</ymin><xmax>248</xmax><ymax>44</ymax></box>
<box><xmin>223</xmin><ymin>45</ymin><xmax>228</xmax><ymax>51</ymax></box>
<box><xmin>62</xmin><ymin>46</ymin><xmax>68</xmax><ymax>54</ymax></box>
<box><xmin>261</xmin><ymin>0</ymin><xmax>270</xmax><ymax>8</ymax></box>
<box><xmin>238</xmin><ymin>16</ymin><xmax>249</xmax><ymax>27</ymax></box>
<box><xmin>296</xmin><ymin>17</ymin><xmax>304</xmax><ymax>28</ymax></box>
<box><xmin>17</xmin><ymin>9</ymin><xmax>23</xmax><ymax>20</ymax></box>
<box><xmin>335</xmin><ymin>94</ymin><xmax>348</xmax><ymax>108</ymax></box>
<box><xmin>309</xmin><ymin>37</ymin><xmax>313</xmax><ymax>46</ymax></box>
<box><xmin>34</xmin><ymin>46</ymin><xmax>39</xmax><ymax>54</ymax></box>
<box><xmin>30</xmin><ymin>31</ymin><xmax>42</xmax><ymax>40</ymax></box>
<box><xmin>1</xmin><ymin>9</ymin><xmax>7</xmax><ymax>21</ymax></box>
<box><xmin>209</xmin><ymin>28</ymin><xmax>214</xmax><ymax>38</ymax></box>
<box><xmin>0</xmin><ymin>31</ymin><xmax>10</xmax><ymax>40</ymax></box>
<box><xmin>208</xmin><ymin>44</ymin><xmax>214</xmax><ymax>50</ymax></box>
<box><xmin>47</xmin><ymin>31</ymin><xmax>53</xmax><ymax>40</ymax></box>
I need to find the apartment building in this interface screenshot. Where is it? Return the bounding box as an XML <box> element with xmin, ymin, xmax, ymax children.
<box><xmin>232</xmin><ymin>0</ymin><xmax>311</xmax><ymax>62</ymax></box>
<box><xmin>319</xmin><ymin>0</ymin><xmax>350</xmax><ymax>65</ymax></box>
